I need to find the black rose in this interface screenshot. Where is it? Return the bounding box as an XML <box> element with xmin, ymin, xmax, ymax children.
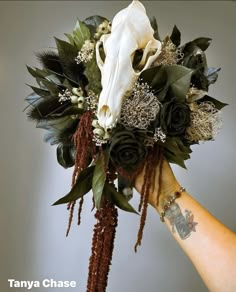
<box><xmin>160</xmin><ymin>99</ymin><xmax>190</xmax><ymax>136</ymax></box>
<box><xmin>109</xmin><ymin>130</ymin><xmax>147</xmax><ymax>173</ymax></box>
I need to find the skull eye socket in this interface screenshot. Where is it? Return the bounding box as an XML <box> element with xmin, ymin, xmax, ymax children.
<box><xmin>132</xmin><ymin>49</ymin><xmax>144</xmax><ymax>70</ymax></box>
<box><xmin>98</xmin><ymin>42</ymin><xmax>106</xmax><ymax>63</ymax></box>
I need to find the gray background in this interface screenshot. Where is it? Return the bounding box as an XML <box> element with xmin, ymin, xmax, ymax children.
<box><xmin>0</xmin><ymin>1</ymin><xmax>236</xmax><ymax>291</ymax></box>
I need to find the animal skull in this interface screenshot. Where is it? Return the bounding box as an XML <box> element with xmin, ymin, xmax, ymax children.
<box><xmin>96</xmin><ymin>0</ymin><xmax>162</xmax><ymax>129</ymax></box>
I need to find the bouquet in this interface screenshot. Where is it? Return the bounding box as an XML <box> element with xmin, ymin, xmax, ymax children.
<box><xmin>25</xmin><ymin>1</ymin><xmax>226</xmax><ymax>291</ymax></box>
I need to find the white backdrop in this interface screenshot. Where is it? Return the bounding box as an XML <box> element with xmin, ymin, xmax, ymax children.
<box><xmin>0</xmin><ymin>1</ymin><xmax>236</xmax><ymax>291</ymax></box>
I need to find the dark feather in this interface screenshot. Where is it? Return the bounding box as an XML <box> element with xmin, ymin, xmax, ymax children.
<box><xmin>26</xmin><ymin>97</ymin><xmax>71</xmax><ymax>121</ymax></box>
<box><xmin>36</xmin><ymin>51</ymin><xmax>63</xmax><ymax>75</ymax></box>
<box><xmin>44</xmin><ymin>120</ymin><xmax>78</xmax><ymax>145</ymax></box>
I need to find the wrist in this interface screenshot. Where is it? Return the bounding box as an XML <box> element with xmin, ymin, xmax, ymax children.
<box><xmin>154</xmin><ymin>182</ymin><xmax>182</xmax><ymax>213</ymax></box>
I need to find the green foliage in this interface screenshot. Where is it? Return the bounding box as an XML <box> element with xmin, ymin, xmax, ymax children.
<box><xmin>165</xmin><ymin>65</ymin><xmax>193</xmax><ymax>102</ymax></box>
<box><xmin>162</xmin><ymin>137</ymin><xmax>192</xmax><ymax>168</ymax></box>
<box><xmin>55</xmin><ymin>38</ymin><xmax>78</xmax><ymax>74</ymax></box>
<box><xmin>52</xmin><ymin>166</ymin><xmax>95</xmax><ymax>205</ymax></box>
<box><xmin>191</xmin><ymin>37</ymin><xmax>212</xmax><ymax>51</ymax></box>
<box><xmin>104</xmin><ymin>183</ymin><xmax>138</xmax><ymax>214</ymax></box>
<box><xmin>84</xmin><ymin>56</ymin><xmax>102</xmax><ymax>94</ymax></box>
<box><xmin>65</xmin><ymin>19</ymin><xmax>91</xmax><ymax>49</ymax></box>
<box><xmin>200</xmin><ymin>95</ymin><xmax>228</xmax><ymax>110</ymax></box>
<box><xmin>149</xmin><ymin>16</ymin><xmax>161</xmax><ymax>41</ymax></box>
<box><xmin>139</xmin><ymin>65</ymin><xmax>193</xmax><ymax>102</ymax></box>
<box><xmin>57</xmin><ymin>143</ymin><xmax>75</xmax><ymax>168</ymax></box>
<box><xmin>27</xmin><ymin>85</ymin><xmax>50</xmax><ymax>97</ymax></box>
<box><xmin>83</xmin><ymin>15</ymin><xmax>109</xmax><ymax>36</ymax></box>
<box><xmin>170</xmin><ymin>25</ymin><xmax>181</xmax><ymax>47</ymax></box>
<box><xmin>26</xmin><ymin>66</ymin><xmax>49</xmax><ymax>79</ymax></box>
<box><xmin>92</xmin><ymin>151</ymin><xmax>109</xmax><ymax>209</ymax></box>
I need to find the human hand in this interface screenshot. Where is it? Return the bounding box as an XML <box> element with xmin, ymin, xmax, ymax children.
<box><xmin>134</xmin><ymin>158</ymin><xmax>181</xmax><ymax>212</ymax></box>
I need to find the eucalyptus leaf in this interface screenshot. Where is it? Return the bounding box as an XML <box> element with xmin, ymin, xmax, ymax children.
<box><xmin>53</xmin><ymin>166</ymin><xmax>95</xmax><ymax>205</ymax></box>
<box><xmin>92</xmin><ymin>151</ymin><xmax>109</xmax><ymax>209</ymax></box>
<box><xmin>104</xmin><ymin>183</ymin><xmax>138</xmax><ymax>214</ymax></box>
<box><xmin>72</xmin><ymin>19</ymin><xmax>91</xmax><ymax>50</ymax></box>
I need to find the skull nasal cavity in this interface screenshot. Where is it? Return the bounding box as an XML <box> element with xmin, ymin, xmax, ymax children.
<box><xmin>99</xmin><ymin>105</ymin><xmax>112</xmax><ymax>118</ymax></box>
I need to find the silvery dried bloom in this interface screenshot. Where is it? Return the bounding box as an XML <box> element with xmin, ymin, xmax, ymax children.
<box><xmin>120</xmin><ymin>82</ymin><xmax>160</xmax><ymax>129</ymax></box>
<box><xmin>186</xmin><ymin>87</ymin><xmax>208</xmax><ymax>103</ymax></box>
<box><xmin>154</xmin><ymin>127</ymin><xmax>166</xmax><ymax>143</ymax></box>
<box><xmin>186</xmin><ymin>101</ymin><xmax>222</xmax><ymax>142</ymax></box>
<box><xmin>153</xmin><ymin>37</ymin><xmax>178</xmax><ymax>66</ymax></box>
<box><xmin>85</xmin><ymin>91</ymin><xmax>99</xmax><ymax>112</ymax></box>
<box><xmin>75</xmin><ymin>40</ymin><xmax>95</xmax><ymax>64</ymax></box>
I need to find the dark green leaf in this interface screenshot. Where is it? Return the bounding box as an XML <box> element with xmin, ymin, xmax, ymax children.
<box><xmin>139</xmin><ymin>65</ymin><xmax>168</xmax><ymax>100</ymax></box>
<box><xmin>55</xmin><ymin>37</ymin><xmax>78</xmax><ymax>75</ymax></box>
<box><xmin>84</xmin><ymin>56</ymin><xmax>102</xmax><ymax>94</ymax></box>
<box><xmin>92</xmin><ymin>151</ymin><xmax>109</xmax><ymax>209</ymax></box>
<box><xmin>164</xmin><ymin>150</ymin><xmax>187</xmax><ymax>168</ymax></box>
<box><xmin>170</xmin><ymin>25</ymin><xmax>181</xmax><ymax>47</ymax></box>
<box><xmin>192</xmin><ymin>37</ymin><xmax>212</xmax><ymax>51</ymax></box>
<box><xmin>26</xmin><ymin>66</ymin><xmax>49</xmax><ymax>78</ymax></box>
<box><xmin>57</xmin><ymin>143</ymin><xmax>75</xmax><ymax>168</ymax></box>
<box><xmin>52</xmin><ymin>166</ymin><xmax>95</xmax><ymax>205</ymax></box>
<box><xmin>36</xmin><ymin>79</ymin><xmax>60</xmax><ymax>96</ymax></box>
<box><xmin>200</xmin><ymin>95</ymin><xmax>228</xmax><ymax>110</ymax></box>
<box><xmin>104</xmin><ymin>183</ymin><xmax>138</xmax><ymax>214</ymax></box>
<box><xmin>27</xmin><ymin>85</ymin><xmax>50</xmax><ymax>97</ymax></box>
<box><xmin>83</xmin><ymin>15</ymin><xmax>109</xmax><ymax>35</ymax></box>
<box><xmin>149</xmin><ymin>16</ymin><xmax>161</xmax><ymax>41</ymax></box>
<box><xmin>163</xmin><ymin>137</ymin><xmax>192</xmax><ymax>168</ymax></box>
<box><xmin>72</xmin><ymin>19</ymin><xmax>91</xmax><ymax>50</ymax></box>
<box><xmin>64</xmin><ymin>33</ymin><xmax>75</xmax><ymax>46</ymax></box>
<box><xmin>165</xmin><ymin>65</ymin><xmax>193</xmax><ymax>102</ymax></box>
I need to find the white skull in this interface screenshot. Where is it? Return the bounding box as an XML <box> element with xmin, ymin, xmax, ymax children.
<box><xmin>96</xmin><ymin>0</ymin><xmax>162</xmax><ymax>129</ymax></box>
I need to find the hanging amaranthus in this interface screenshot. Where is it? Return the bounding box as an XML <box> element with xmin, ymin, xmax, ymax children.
<box><xmin>87</xmin><ymin>199</ymin><xmax>118</xmax><ymax>292</ymax></box>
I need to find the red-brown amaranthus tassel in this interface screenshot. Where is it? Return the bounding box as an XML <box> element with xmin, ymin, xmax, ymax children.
<box><xmin>87</xmin><ymin>200</ymin><xmax>118</xmax><ymax>292</ymax></box>
<box><xmin>72</xmin><ymin>111</ymin><xmax>95</xmax><ymax>185</ymax></box>
<box><xmin>135</xmin><ymin>145</ymin><xmax>163</xmax><ymax>252</ymax></box>
<box><xmin>66</xmin><ymin>111</ymin><xmax>95</xmax><ymax>236</ymax></box>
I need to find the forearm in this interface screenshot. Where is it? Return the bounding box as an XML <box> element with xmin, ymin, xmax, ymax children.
<box><xmin>155</xmin><ymin>190</ymin><xmax>236</xmax><ymax>292</ymax></box>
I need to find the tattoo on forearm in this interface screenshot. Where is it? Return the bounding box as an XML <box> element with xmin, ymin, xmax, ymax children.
<box><xmin>164</xmin><ymin>202</ymin><xmax>198</xmax><ymax>240</ymax></box>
